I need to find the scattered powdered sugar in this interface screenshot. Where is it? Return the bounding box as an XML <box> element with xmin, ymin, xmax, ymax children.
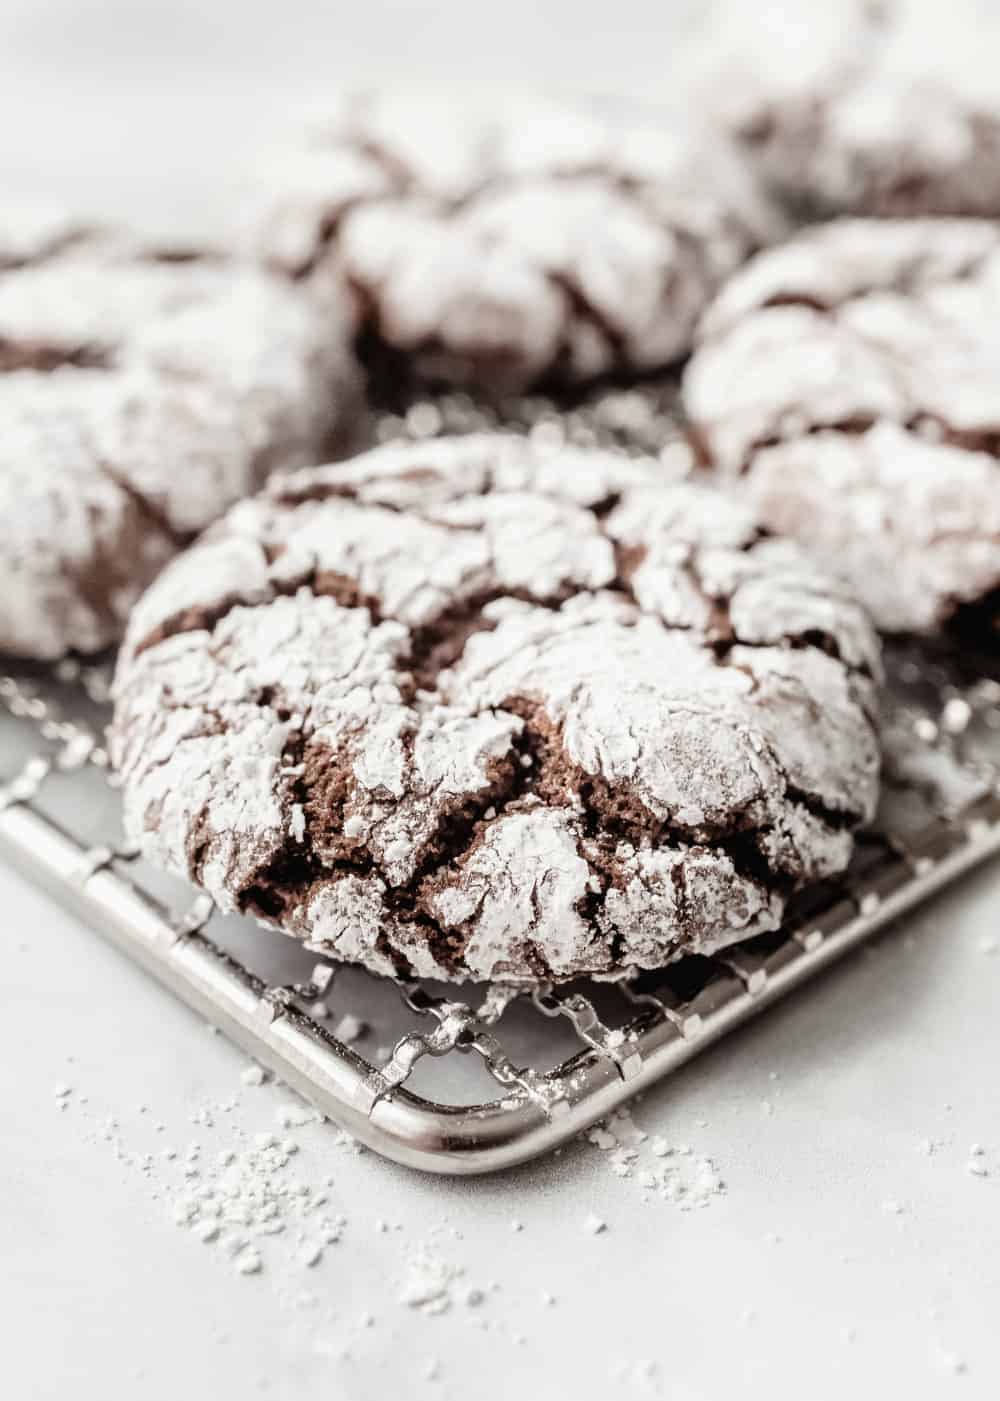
<box><xmin>44</xmin><ymin>1018</ymin><xmax>998</xmax><ymax>1386</ymax></box>
<box><xmin>162</xmin><ymin>1128</ymin><xmax>350</xmax><ymax>1278</ymax></box>
<box><xmin>398</xmin><ymin>1250</ymin><xmax>465</xmax><ymax>1315</ymax></box>
<box><xmin>276</xmin><ymin>1101</ymin><xmax>324</xmax><ymax>1131</ymax></box>
<box><xmin>55</xmin><ymin>1063</ymin><xmax>372</xmax><ymax>1291</ymax></box>
<box><xmin>586</xmin><ymin>1106</ymin><xmax>727</xmax><ymax>1211</ymax></box>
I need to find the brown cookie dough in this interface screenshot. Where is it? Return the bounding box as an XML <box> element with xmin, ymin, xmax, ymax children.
<box><xmin>255</xmin><ymin>91</ymin><xmax>777</xmax><ymax>399</ymax></box>
<box><xmin>0</xmin><ymin>227</ymin><xmax>360</xmax><ymax>659</ymax></box>
<box><xmin>687</xmin><ymin>0</ymin><xmax>1000</xmax><ymax>218</ymax></box>
<box><xmin>111</xmin><ymin>434</ymin><xmax>881</xmax><ymax>984</ymax></box>
<box><xmin>683</xmin><ymin>217</ymin><xmax>1000</xmax><ymax>635</ymax></box>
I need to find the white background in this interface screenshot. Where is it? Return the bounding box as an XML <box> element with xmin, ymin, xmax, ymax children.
<box><xmin>2</xmin><ymin>3</ymin><xmax>1000</xmax><ymax>1398</ymax></box>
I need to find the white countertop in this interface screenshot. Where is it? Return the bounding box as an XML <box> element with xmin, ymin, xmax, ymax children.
<box><xmin>6</xmin><ymin>854</ymin><xmax>1000</xmax><ymax>1401</ymax></box>
<box><xmin>3</xmin><ymin>5</ymin><xmax>1000</xmax><ymax>1396</ymax></box>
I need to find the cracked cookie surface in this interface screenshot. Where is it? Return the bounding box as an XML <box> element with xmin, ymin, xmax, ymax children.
<box><xmin>255</xmin><ymin>91</ymin><xmax>777</xmax><ymax>398</ymax></box>
<box><xmin>0</xmin><ymin>225</ymin><xmax>360</xmax><ymax>659</ymax></box>
<box><xmin>683</xmin><ymin>218</ymin><xmax>1000</xmax><ymax>635</ymax></box>
<box><xmin>111</xmin><ymin>434</ymin><xmax>881</xmax><ymax>983</ymax></box>
<box><xmin>687</xmin><ymin>0</ymin><xmax>1000</xmax><ymax>218</ymax></box>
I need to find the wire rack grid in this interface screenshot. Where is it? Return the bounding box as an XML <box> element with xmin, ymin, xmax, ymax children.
<box><xmin>2</xmin><ymin>394</ymin><xmax>999</xmax><ymax>1175</ymax></box>
<box><xmin>2</xmin><ymin>639</ymin><xmax>999</xmax><ymax>1175</ymax></box>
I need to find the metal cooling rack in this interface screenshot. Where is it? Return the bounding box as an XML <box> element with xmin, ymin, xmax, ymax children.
<box><xmin>2</xmin><ymin>391</ymin><xmax>999</xmax><ymax>1175</ymax></box>
<box><xmin>2</xmin><ymin>640</ymin><xmax>999</xmax><ymax>1175</ymax></box>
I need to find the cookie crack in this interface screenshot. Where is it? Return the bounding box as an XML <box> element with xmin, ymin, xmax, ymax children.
<box><xmin>501</xmin><ymin>697</ymin><xmax>801</xmax><ymax>903</ymax></box>
<box><xmin>0</xmin><ymin>338</ymin><xmax>111</xmax><ymax>374</ymax></box>
<box><xmin>403</xmin><ymin>584</ymin><xmax>580</xmax><ymax>690</ymax></box>
<box><xmin>934</xmin><ymin>424</ymin><xmax>1000</xmax><ymax>462</ymax></box>
<box><xmin>96</xmin><ymin>460</ymin><xmax>189</xmax><ymax>549</ymax></box>
<box><xmin>236</xmin><ymin>721</ymin><xmax>535</xmax><ymax>975</ymax></box>
<box><xmin>130</xmin><ymin>549</ymin><xmax>394</xmax><ymax>659</ymax></box>
<box><xmin>730</xmin><ymin>414</ymin><xmax>880</xmax><ymax>473</ymax></box>
<box><xmin>545</xmin><ymin>269</ymin><xmax>624</xmax><ymax>370</ymax></box>
<box><xmin>734</xmin><ymin>410</ymin><xmax>1000</xmax><ymax>485</ymax></box>
<box><xmin>0</xmin><ymin>226</ymin><xmax>93</xmax><ymax>272</ymax></box>
<box><xmin>752</xmin><ymin>240</ymin><xmax>1000</xmax><ymax>318</ymax></box>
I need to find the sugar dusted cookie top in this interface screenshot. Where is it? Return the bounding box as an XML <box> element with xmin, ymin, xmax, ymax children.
<box><xmin>255</xmin><ymin>91</ymin><xmax>777</xmax><ymax>397</ymax></box>
<box><xmin>112</xmin><ymin>434</ymin><xmax>881</xmax><ymax>984</ymax></box>
<box><xmin>687</xmin><ymin>0</ymin><xmax>1000</xmax><ymax>219</ymax></box>
<box><xmin>683</xmin><ymin>217</ymin><xmax>1000</xmax><ymax>635</ymax></box>
<box><xmin>0</xmin><ymin>226</ymin><xmax>360</xmax><ymax>659</ymax></box>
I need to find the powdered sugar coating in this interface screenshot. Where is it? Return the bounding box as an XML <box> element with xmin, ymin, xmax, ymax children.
<box><xmin>0</xmin><ymin>236</ymin><xmax>359</xmax><ymax>658</ymax></box>
<box><xmin>0</xmin><ymin>380</ymin><xmax>176</xmax><ymax>658</ymax></box>
<box><xmin>0</xmin><ymin>202</ymin><xmax>100</xmax><ymax>268</ymax></box>
<box><xmin>112</xmin><ymin>434</ymin><xmax>880</xmax><ymax>983</ymax></box>
<box><xmin>255</xmin><ymin>91</ymin><xmax>777</xmax><ymax>395</ymax></box>
<box><xmin>745</xmin><ymin>425</ymin><xmax>1000</xmax><ymax>636</ymax></box>
<box><xmin>688</xmin><ymin>0</ymin><xmax>1000</xmax><ymax>218</ymax></box>
<box><xmin>683</xmin><ymin>218</ymin><xmax>1000</xmax><ymax>634</ymax></box>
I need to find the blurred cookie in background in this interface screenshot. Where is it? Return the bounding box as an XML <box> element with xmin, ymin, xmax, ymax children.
<box><xmin>254</xmin><ymin>91</ymin><xmax>779</xmax><ymax>401</ymax></box>
<box><xmin>685</xmin><ymin>0</ymin><xmax>1000</xmax><ymax>219</ymax></box>
<box><xmin>0</xmin><ymin>220</ymin><xmax>361</xmax><ymax>660</ymax></box>
<box><xmin>683</xmin><ymin>217</ymin><xmax>1000</xmax><ymax>636</ymax></box>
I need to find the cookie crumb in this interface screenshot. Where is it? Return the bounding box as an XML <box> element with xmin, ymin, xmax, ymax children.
<box><xmin>399</xmin><ymin>1251</ymin><xmax>462</xmax><ymax>1314</ymax></box>
<box><xmin>334</xmin><ymin>1014</ymin><xmax>366</xmax><ymax>1044</ymax></box>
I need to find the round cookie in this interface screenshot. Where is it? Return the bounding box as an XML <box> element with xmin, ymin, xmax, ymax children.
<box><xmin>687</xmin><ymin>0</ymin><xmax>1000</xmax><ymax>218</ymax></box>
<box><xmin>683</xmin><ymin>217</ymin><xmax>1000</xmax><ymax>635</ymax></box>
<box><xmin>0</xmin><ymin>228</ymin><xmax>360</xmax><ymax>659</ymax></box>
<box><xmin>255</xmin><ymin>91</ymin><xmax>777</xmax><ymax>398</ymax></box>
<box><xmin>111</xmin><ymin>435</ymin><xmax>881</xmax><ymax>984</ymax></box>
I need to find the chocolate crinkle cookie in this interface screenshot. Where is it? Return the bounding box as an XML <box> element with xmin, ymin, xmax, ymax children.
<box><xmin>683</xmin><ymin>217</ymin><xmax>1000</xmax><ymax>636</ymax></box>
<box><xmin>0</xmin><ymin>222</ymin><xmax>359</xmax><ymax>660</ymax></box>
<box><xmin>111</xmin><ymin>435</ymin><xmax>881</xmax><ymax>984</ymax></box>
<box><xmin>254</xmin><ymin>91</ymin><xmax>778</xmax><ymax>399</ymax></box>
<box><xmin>686</xmin><ymin>0</ymin><xmax>1000</xmax><ymax>218</ymax></box>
